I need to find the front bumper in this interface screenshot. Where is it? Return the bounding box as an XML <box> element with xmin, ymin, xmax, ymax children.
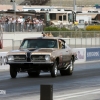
<box><xmin>6</xmin><ymin>61</ymin><xmax>54</xmax><ymax>65</ymax></box>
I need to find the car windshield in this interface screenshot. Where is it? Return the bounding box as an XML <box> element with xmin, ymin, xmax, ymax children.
<box><xmin>20</xmin><ymin>39</ymin><xmax>58</xmax><ymax>49</ymax></box>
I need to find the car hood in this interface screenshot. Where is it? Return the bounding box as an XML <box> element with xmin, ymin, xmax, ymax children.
<box><xmin>34</xmin><ymin>48</ymin><xmax>56</xmax><ymax>53</ymax></box>
<box><xmin>8</xmin><ymin>48</ymin><xmax>57</xmax><ymax>55</ymax></box>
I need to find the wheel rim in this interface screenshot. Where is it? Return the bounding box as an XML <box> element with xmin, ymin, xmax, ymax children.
<box><xmin>55</xmin><ymin>65</ymin><xmax>57</xmax><ymax>75</ymax></box>
<box><xmin>70</xmin><ymin>61</ymin><xmax>73</xmax><ymax>71</ymax></box>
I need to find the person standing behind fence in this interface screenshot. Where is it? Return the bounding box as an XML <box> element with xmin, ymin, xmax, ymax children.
<box><xmin>8</xmin><ymin>17</ymin><xmax>12</xmax><ymax>32</ymax></box>
<box><xmin>15</xmin><ymin>17</ymin><xmax>19</xmax><ymax>31</ymax></box>
<box><xmin>37</xmin><ymin>19</ymin><xmax>41</xmax><ymax>32</ymax></box>
<box><xmin>0</xmin><ymin>17</ymin><xmax>5</xmax><ymax>31</ymax></box>
<box><xmin>11</xmin><ymin>17</ymin><xmax>16</xmax><ymax>32</ymax></box>
<box><xmin>33</xmin><ymin>18</ymin><xmax>38</xmax><ymax>31</ymax></box>
<box><xmin>5</xmin><ymin>16</ymin><xmax>9</xmax><ymax>32</ymax></box>
<box><xmin>35</xmin><ymin>18</ymin><xmax>39</xmax><ymax>32</ymax></box>
<box><xmin>18</xmin><ymin>16</ymin><xmax>24</xmax><ymax>31</ymax></box>
<box><xmin>27</xmin><ymin>17</ymin><xmax>32</xmax><ymax>32</ymax></box>
<box><xmin>39</xmin><ymin>19</ymin><xmax>43</xmax><ymax>31</ymax></box>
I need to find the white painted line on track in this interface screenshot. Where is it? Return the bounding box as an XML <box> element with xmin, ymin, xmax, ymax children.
<box><xmin>54</xmin><ymin>88</ymin><xmax>100</xmax><ymax>100</ymax></box>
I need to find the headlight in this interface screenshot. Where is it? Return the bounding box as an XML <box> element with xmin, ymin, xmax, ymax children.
<box><xmin>45</xmin><ymin>55</ymin><xmax>50</xmax><ymax>61</ymax></box>
<box><xmin>8</xmin><ymin>55</ymin><xmax>14</xmax><ymax>61</ymax></box>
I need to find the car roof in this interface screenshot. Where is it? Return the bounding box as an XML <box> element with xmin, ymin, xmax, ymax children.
<box><xmin>23</xmin><ymin>37</ymin><xmax>65</xmax><ymax>43</ymax></box>
<box><xmin>24</xmin><ymin>37</ymin><xmax>60</xmax><ymax>39</ymax></box>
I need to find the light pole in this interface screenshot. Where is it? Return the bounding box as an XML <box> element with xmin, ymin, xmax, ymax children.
<box><xmin>10</xmin><ymin>0</ymin><xmax>16</xmax><ymax>19</ymax></box>
<box><xmin>10</xmin><ymin>0</ymin><xmax>16</xmax><ymax>41</ymax></box>
<box><xmin>73</xmin><ymin>0</ymin><xmax>76</xmax><ymax>11</ymax></box>
<box><xmin>10</xmin><ymin>0</ymin><xmax>16</xmax><ymax>11</ymax></box>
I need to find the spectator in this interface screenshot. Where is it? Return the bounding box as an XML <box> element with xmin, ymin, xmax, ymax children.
<box><xmin>48</xmin><ymin>32</ymin><xmax>53</xmax><ymax>37</ymax></box>
<box><xmin>18</xmin><ymin>16</ymin><xmax>24</xmax><ymax>31</ymax></box>
<box><xmin>42</xmin><ymin>32</ymin><xmax>46</xmax><ymax>37</ymax></box>
<box><xmin>11</xmin><ymin>17</ymin><xmax>16</xmax><ymax>32</ymax></box>
<box><xmin>8</xmin><ymin>16</ymin><xmax>12</xmax><ymax>32</ymax></box>
<box><xmin>0</xmin><ymin>15</ymin><xmax>44</xmax><ymax>32</ymax></box>
<box><xmin>5</xmin><ymin>16</ymin><xmax>9</xmax><ymax>32</ymax></box>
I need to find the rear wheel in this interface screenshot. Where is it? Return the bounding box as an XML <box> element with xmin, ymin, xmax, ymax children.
<box><xmin>10</xmin><ymin>65</ymin><xmax>17</xmax><ymax>78</ymax></box>
<box><xmin>50</xmin><ymin>62</ymin><xmax>58</xmax><ymax>77</ymax></box>
<box><xmin>28</xmin><ymin>71</ymin><xmax>40</xmax><ymax>77</ymax></box>
<box><xmin>66</xmin><ymin>59</ymin><xmax>74</xmax><ymax>75</ymax></box>
<box><xmin>60</xmin><ymin>58</ymin><xmax>74</xmax><ymax>76</ymax></box>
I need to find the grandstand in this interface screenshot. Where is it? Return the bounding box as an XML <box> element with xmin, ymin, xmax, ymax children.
<box><xmin>0</xmin><ymin>0</ymin><xmax>100</xmax><ymax>7</ymax></box>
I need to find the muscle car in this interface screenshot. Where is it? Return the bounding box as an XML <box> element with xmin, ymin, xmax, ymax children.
<box><xmin>6</xmin><ymin>37</ymin><xmax>77</xmax><ymax>78</ymax></box>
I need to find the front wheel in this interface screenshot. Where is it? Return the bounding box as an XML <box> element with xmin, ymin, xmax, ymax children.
<box><xmin>10</xmin><ymin>65</ymin><xmax>17</xmax><ymax>78</ymax></box>
<box><xmin>50</xmin><ymin>62</ymin><xmax>58</xmax><ymax>77</ymax></box>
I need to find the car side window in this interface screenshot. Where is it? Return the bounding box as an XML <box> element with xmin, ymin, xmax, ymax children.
<box><xmin>21</xmin><ymin>40</ymin><xmax>28</xmax><ymax>48</ymax></box>
<box><xmin>65</xmin><ymin>43</ymin><xmax>68</xmax><ymax>48</ymax></box>
<box><xmin>61</xmin><ymin>41</ymin><xmax>65</xmax><ymax>49</ymax></box>
<box><xmin>62</xmin><ymin>44</ymin><xmax>65</xmax><ymax>49</ymax></box>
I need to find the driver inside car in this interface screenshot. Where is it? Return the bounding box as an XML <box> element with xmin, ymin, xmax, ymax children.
<box><xmin>59</xmin><ymin>40</ymin><xmax>62</xmax><ymax>49</ymax></box>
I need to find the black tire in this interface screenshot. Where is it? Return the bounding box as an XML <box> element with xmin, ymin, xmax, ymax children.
<box><xmin>50</xmin><ymin>61</ymin><xmax>58</xmax><ymax>77</ymax></box>
<box><xmin>10</xmin><ymin>65</ymin><xmax>17</xmax><ymax>78</ymax></box>
<box><xmin>66</xmin><ymin>59</ymin><xmax>74</xmax><ymax>75</ymax></box>
<box><xmin>60</xmin><ymin>59</ymin><xmax>74</xmax><ymax>76</ymax></box>
<box><xmin>28</xmin><ymin>71</ymin><xmax>40</xmax><ymax>77</ymax></box>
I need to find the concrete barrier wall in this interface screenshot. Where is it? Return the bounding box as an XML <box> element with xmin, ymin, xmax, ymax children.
<box><xmin>2</xmin><ymin>33</ymin><xmax>100</xmax><ymax>50</ymax></box>
<box><xmin>3</xmin><ymin>32</ymin><xmax>42</xmax><ymax>40</ymax></box>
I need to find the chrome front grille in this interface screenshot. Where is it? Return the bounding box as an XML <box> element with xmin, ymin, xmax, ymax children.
<box><xmin>31</xmin><ymin>55</ymin><xmax>46</xmax><ymax>62</ymax></box>
<box><xmin>14</xmin><ymin>55</ymin><xmax>26</xmax><ymax>61</ymax></box>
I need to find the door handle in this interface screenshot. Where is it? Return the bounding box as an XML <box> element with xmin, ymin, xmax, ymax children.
<box><xmin>66</xmin><ymin>51</ymin><xmax>68</xmax><ymax>52</ymax></box>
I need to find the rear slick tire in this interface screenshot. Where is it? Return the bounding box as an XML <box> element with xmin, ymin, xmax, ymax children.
<box><xmin>60</xmin><ymin>59</ymin><xmax>74</xmax><ymax>76</ymax></box>
<box><xmin>66</xmin><ymin>59</ymin><xmax>74</xmax><ymax>75</ymax></box>
<box><xmin>50</xmin><ymin>62</ymin><xmax>58</xmax><ymax>77</ymax></box>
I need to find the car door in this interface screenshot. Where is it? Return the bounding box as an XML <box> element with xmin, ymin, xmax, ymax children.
<box><xmin>60</xmin><ymin>41</ymin><xmax>70</xmax><ymax>63</ymax></box>
<box><xmin>64</xmin><ymin>43</ymin><xmax>72</xmax><ymax>61</ymax></box>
